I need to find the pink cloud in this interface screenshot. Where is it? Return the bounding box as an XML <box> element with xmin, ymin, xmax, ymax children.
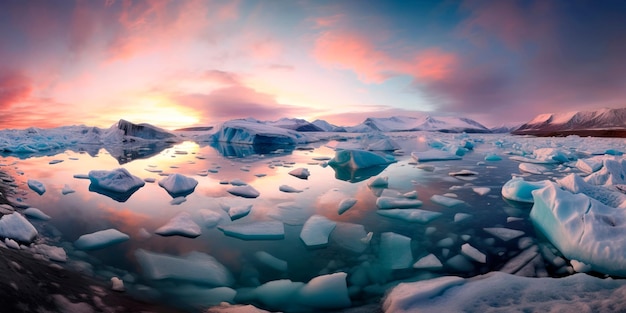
<box><xmin>313</xmin><ymin>31</ymin><xmax>457</xmax><ymax>84</ymax></box>
<box><xmin>0</xmin><ymin>69</ymin><xmax>32</xmax><ymax>110</ymax></box>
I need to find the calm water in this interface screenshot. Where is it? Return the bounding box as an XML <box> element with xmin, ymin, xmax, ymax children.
<box><xmin>0</xmin><ymin>134</ymin><xmax>576</xmax><ymax>311</ymax></box>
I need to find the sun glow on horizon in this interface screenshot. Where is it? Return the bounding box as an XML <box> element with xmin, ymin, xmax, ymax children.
<box><xmin>115</xmin><ymin>96</ymin><xmax>201</xmax><ymax>130</ymax></box>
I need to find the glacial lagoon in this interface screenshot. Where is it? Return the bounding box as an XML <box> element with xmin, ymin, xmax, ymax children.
<box><xmin>2</xmin><ymin>132</ymin><xmax>626</xmax><ymax>312</ymax></box>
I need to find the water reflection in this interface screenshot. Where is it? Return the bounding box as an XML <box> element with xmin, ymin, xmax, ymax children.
<box><xmin>329</xmin><ymin>164</ymin><xmax>389</xmax><ymax>183</ymax></box>
<box><xmin>210</xmin><ymin>142</ymin><xmax>294</xmax><ymax>158</ymax></box>
<box><xmin>105</xmin><ymin>142</ymin><xmax>173</xmax><ymax>164</ymax></box>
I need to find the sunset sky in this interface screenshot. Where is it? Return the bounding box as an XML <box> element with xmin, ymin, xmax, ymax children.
<box><xmin>1</xmin><ymin>0</ymin><xmax>625</xmax><ymax>130</ymax></box>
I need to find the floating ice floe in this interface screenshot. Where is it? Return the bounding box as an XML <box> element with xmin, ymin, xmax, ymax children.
<box><xmin>461</xmin><ymin>243</ymin><xmax>486</xmax><ymax>263</ymax></box>
<box><xmin>27</xmin><ymin>179</ymin><xmax>46</xmax><ymax>195</ymax></box>
<box><xmin>454</xmin><ymin>213</ymin><xmax>472</xmax><ymax>222</ymax></box>
<box><xmin>472</xmin><ymin>187</ymin><xmax>490</xmax><ymax>196</ymax></box>
<box><xmin>377</xmin><ymin>209</ymin><xmax>442</xmax><ymax>223</ymax></box>
<box><xmin>509</xmin><ymin>148</ymin><xmax>571</xmax><ymax>164</ymax></box>
<box><xmin>155</xmin><ymin>212</ymin><xmax>201</xmax><ymax>238</ymax></box>
<box><xmin>227</xmin><ymin>185</ymin><xmax>260</xmax><ymax>198</ymax></box>
<box><xmin>22</xmin><ymin>207</ymin><xmax>51</xmax><ymax>220</ymax></box>
<box><xmin>0</xmin><ymin>212</ymin><xmax>38</xmax><ymax>242</ymax></box>
<box><xmin>297</xmin><ymin>272</ymin><xmax>351</xmax><ymax>309</ymax></box>
<box><xmin>484</xmin><ymin>154</ymin><xmax>502</xmax><ymax>161</ymax></box>
<box><xmin>483</xmin><ymin>227</ymin><xmax>524</xmax><ymax>242</ymax></box>
<box><xmin>330</xmin><ymin>222</ymin><xmax>369</xmax><ymax>253</ymax></box>
<box><xmin>430</xmin><ymin>195</ymin><xmax>466</xmax><ymax>207</ymax></box>
<box><xmin>575</xmin><ymin>156</ymin><xmax>605</xmax><ymax>174</ymax></box>
<box><xmin>32</xmin><ymin>243</ymin><xmax>67</xmax><ymax>262</ymax></box>
<box><xmin>531</xmin><ymin>182</ymin><xmax>626</xmax><ymax>276</ymax></box>
<box><xmin>158</xmin><ymin>173</ymin><xmax>198</xmax><ymax>197</ymax></box>
<box><xmin>88</xmin><ymin>168</ymin><xmax>145</xmax><ymax>201</ymax></box>
<box><xmin>279</xmin><ymin>185</ymin><xmax>302</xmax><ymax>193</ymax></box>
<box><xmin>198</xmin><ymin>209</ymin><xmax>223</xmax><ymax>228</ymax></box>
<box><xmin>255</xmin><ymin>251</ymin><xmax>288</xmax><ymax>271</ymax></box>
<box><xmin>300</xmin><ymin>215</ymin><xmax>337</xmax><ymax>247</ymax></box>
<box><xmin>519</xmin><ymin>163</ymin><xmax>549</xmax><ymax>175</ymax></box>
<box><xmin>383</xmin><ymin>271</ymin><xmax>626</xmax><ymax>313</ymax></box>
<box><xmin>376</xmin><ymin>197</ymin><xmax>423</xmax><ymax>209</ymax></box>
<box><xmin>368</xmin><ymin>176</ymin><xmax>389</xmax><ymax>188</ymax></box>
<box><xmin>230</xmin><ymin>179</ymin><xmax>247</xmax><ymax>186</ymax></box>
<box><xmin>337</xmin><ymin>198</ymin><xmax>357</xmax><ymax>215</ymax></box>
<box><xmin>228</xmin><ymin>204</ymin><xmax>252</xmax><ymax>221</ymax></box>
<box><xmin>501</xmin><ymin>177</ymin><xmax>550</xmax><ymax>203</ymax></box>
<box><xmin>267</xmin><ymin>202</ymin><xmax>309</xmax><ymax>226</ymax></box>
<box><xmin>412</xmin><ymin>253</ymin><xmax>443</xmax><ymax>270</ymax></box>
<box><xmin>288</xmin><ymin>168</ymin><xmax>310</xmax><ymax>179</ymax></box>
<box><xmin>74</xmin><ymin>228</ymin><xmax>129</xmax><ymax>250</ymax></box>
<box><xmin>170</xmin><ymin>196</ymin><xmax>186</xmax><ymax>205</ymax></box>
<box><xmin>218</xmin><ymin>221</ymin><xmax>285</xmax><ymax>240</ymax></box>
<box><xmin>411</xmin><ymin>150</ymin><xmax>462</xmax><ymax>162</ymax></box>
<box><xmin>448</xmin><ymin>169</ymin><xmax>478</xmax><ymax>176</ymax></box>
<box><xmin>61</xmin><ymin>184</ymin><xmax>75</xmax><ymax>195</ymax></box>
<box><xmin>135</xmin><ymin>249</ymin><xmax>234</xmax><ymax>286</ymax></box>
<box><xmin>380</xmin><ymin>232</ymin><xmax>413</xmax><ymax>270</ymax></box>
<box><xmin>328</xmin><ymin>149</ymin><xmax>395</xmax><ymax>170</ymax></box>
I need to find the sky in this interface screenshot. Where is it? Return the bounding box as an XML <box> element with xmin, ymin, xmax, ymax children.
<box><xmin>1</xmin><ymin>0</ymin><xmax>625</xmax><ymax>130</ymax></box>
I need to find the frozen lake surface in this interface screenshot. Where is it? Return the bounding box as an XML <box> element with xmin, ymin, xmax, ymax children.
<box><xmin>2</xmin><ymin>131</ymin><xmax>626</xmax><ymax>312</ymax></box>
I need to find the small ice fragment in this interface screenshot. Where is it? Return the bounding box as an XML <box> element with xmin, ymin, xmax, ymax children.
<box><xmin>158</xmin><ymin>173</ymin><xmax>198</xmax><ymax>197</ymax></box>
<box><xmin>22</xmin><ymin>208</ymin><xmax>51</xmax><ymax>221</ymax></box>
<box><xmin>472</xmin><ymin>187</ymin><xmax>490</xmax><ymax>196</ymax></box>
<box><xmin>0</xmin><ymin>212</ymin><xmax>38</xmax><ymax>242</ymax></box>
<box><xmin>519</xmin><ymin>163</ymin><xmax>549</xmax><ymax>175</ymax></box>
<box><xmin>144</xmin><ymin>178</ymin><xmax>156</xmax><ymax>183</ymax></box>
<box><xmin>230</xmin><ymin>179</ymin><xmax>247</xmax><ymax>186</ymax></box>
<box><xmin>218</xmin><ymin>221</ymin><xmax>285</xmax><ymax>240</ymax></box>
<box><xmin>461</xmin><ymin>243</ymin><xmax>486</xmax><ymax>263</ymax></box>
<box><xmin>483</xmin><ymin>227</ymin><xmax>525</xmax><ymax>242</ymax></box>
<box><xmin>111</xmin><ymin>277</ymin><xmax>125</xmax><ymax>292</ymax></box>
<box><xmin>376</xmin><ymin>197</ymin><xmax>423</xmax><ymax>209</ymax></box>
<box><xmin>155</xmin><ymin>212</ymin><xmax>201</xmax><ymax>238</ymax></box>
<box><xmin>448</xmin><ymin>170</ymin><xmax>478</xmax><ymax>177</ymax></box>
<box><xmin>377</xmin><ymin>209</ymin><xmax>442</xmax><ymax>223</ymax></box>
<box><xmin>403</xmin><ymin>191</ymin><xmax>418</xmax><ymax>199</ymax></box>
<box><xmin>228</xmin><ymin>205</ymin><xmax>252</xmax><ymax>221</ymax></box>
<box><xmin>416</xmin><ymin>164</ymin><xmax>435</xmax><ymax>171</ymax></box>
<box><xmin>198</xmin><ymin>209</ymin><xmax>222</xmax><ymax>228</ymax></box>
<box><xmin>227</xmin><ymin>185</ymin><xmax>260</xmax><ymax>198</ymax></box>
<box><xmin>431</xmin><ymin>195</ymin><xmax>465</xmax><ymax>207</ymax></box>
<box><xmin>484</xmin><ymin>154</ymin><xmax>502</xmax><ymax>161</ymax></box>
<box><xmin>411</xmin><ymin>150</ymin><xmax>461</xmax><ymax>162</ymax></box>
<box><xmin>507</xmin><ymin>217</ymin><xmax>524</xmax><ymax>223</ymax></box>
<box><xmin>361</xmin><ymin>231</ymin><xmax>373</xmax><ymax>244</ymax></box>
<box><xmin>27</xmin><ymin>179</ymin><xmax>46</xmax><ymax>195</ymax></box>
<box><xmin>412</xmin><ymin>254</ymin><xmax>443</xmax><ymax>270</ymax></box>
<box><xmin>300</xmin><ymin>215</ymin><xmax>337</xmax><ymax>247</ymax></box>
<box><xmin>380</xmin><ymin>232</ymin><xmax>412</xmax><ymax>270</ymax></box>
<box><xmin>289</xmin><ymin>168</ymin><xmax>310</xmax><ymax>179</ymax></box>
<box><xmin>33</xmin><ymin>244</ymin><xmax>67</xmax><ymax>262</ymax></box>
<box><xmin>254</xmin><ymin>251</ymin><xmax>288</xmax><ymax>271</ymax></box>
<box><xmin>74</xmin><ymin>229</ymin><xmax>129</xmax><ymax>250</ymax></box>
<box><xmin>570</xmin><ymin>259</ymin><xmax>592</xmax><ymax>273</ymax></box>
<box><xmin>279</xmin><ymin>185</ymin><xmax>302</xmax><ymax>193</ymax></box>
<box><xmin>5</xmin><ymin>238</ymin><xmax>20</xmax><ymax>249</ymax></box>
<box><xmin>338</xmin><ymin>198</ymin><xmax>357</xmax><ymax>215</ymax></box>
<box><xmin>368</xmin><ymin>176</ymin><xmax>388</xmax><ymax>188</ymax></box>
<box><xmin>454</xmin><ymin>213</ymin><xmax>471</xmax><ymax>223</ymax></box>
<box><xmin>49</xmin><ymin>159</ymin><xmax>64</xmax><ymax>165</ymax></box>
<box><xmin>61</xmin><ymin>184</ymin><xmax>75</xmax><ymax>195</ymax></box>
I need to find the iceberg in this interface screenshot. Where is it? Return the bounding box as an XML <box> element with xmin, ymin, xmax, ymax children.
<box><xmin>411</xmin><ymin>150</ymin><xmax>462</xmax><ymax>162</ymax></box>
<box><xmin>158</xmin><ymin>173</ymin><xmax>198</xmax><ymax>197</ymax></box>
<box><xmin>218</xmin><ymin>221</ymin><xmax>284</xmax><ymax>240</ymax></box>
<box><xmin>328</xmin><ymin>149</ymin><xmax>395</xmax><ymax>170</ymax></box>
<box><xmin>212</xmin><ymin>120</ymin><xmax>306</xmax><ymax>145</ymax></box>
<box><xmin>227</xmin><ymin>185</ymin><xmax>260</xmax><ymax>198</ymax></box>
<box><xmin>288</xmin><ymin>168</ymin><xmax>310</xmax><ymax>179</ymax></box>
<box><xmin>501</xmin><ymin>177</ymin><xmax>550</xmax><ymax>203</ymax></box>
<box><xmin>228</xmin><ymin>204</ymin><xmax>252</xmax><ymax>221</ymax></box>
<box><xmin>0</xmin><ymin>212</ymin><xmax>38</xmax><ymax>243</ymax></box>
<box><xmin>135</xmin><ymin>249</ymin><xmax>234</xmax><ymax>286</ymax></box>
<box><xmin>27</xmin><ymin>179</ymin><xmax>46</xmax><ymax>195</ymax></box>
<box><xmin>155</xmin><ymin>212</ymin><xmax>202</xmax><ymax>238</ymax></box>
<box><xmin>74</xmin><ymin>228</ymin><xmax>129</xmax><ymax>250</ymax></box>
<box><xmin>115</xmin><ymin>119</ymin><xmax>176</xmax><ymax>140</ymax></box>
<box><xmin>300</xmin><ymin>215</ymin><xmax>337</xmax><ymax>247</ymax></box>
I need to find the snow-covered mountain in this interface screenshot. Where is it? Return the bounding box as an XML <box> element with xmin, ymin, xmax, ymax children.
<box><xmin>350</xmin><ymin>115</ymin><xmax>491</xmax><ymax>133</ymax></box>
<box><xmin>311</xmin><ymin>119</ymin><xmax>346</xmax><ymax>132</ymax></box>
<box><xmin>512</xmin><ymin>108</ymin><xmax>626</xmax><ymax>137</ymax></box>
<box><xmin>490</xmin><ymin>122</ymin><xmax>523</xmax><ymax>133</ymax></box>
<box><xmin>264</xmin><ymin>118</ymin><xmax>324</xmax><ymax>132</ymax></box>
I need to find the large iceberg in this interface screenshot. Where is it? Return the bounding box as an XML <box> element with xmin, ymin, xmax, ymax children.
<box><xmin>530</xmin><ymin>182</ymin><xmax>626</xmax><ymax>276</ymax></box>
<box><xmin>212</xmin><ymin>120</ymin><xmax>307</xmax><ymax>145</ymax></box>
<box><xmin>88</xmin><ymin>168</ymin><xmax>145</xmax><ymax>202</ymax></box>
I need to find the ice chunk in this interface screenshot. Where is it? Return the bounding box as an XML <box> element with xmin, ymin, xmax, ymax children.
<box><xmin>88</xmin><ymin>168</ymin><xmax>145</xmax><ymax>202</ymax></box>
<box><xmin>111</xmin><ymin>277</ymin><xmax>125</xmax><ymax>292</ymax></box>
<box><xmin>368</xmin><ymin>176</ymin><xmax>389</xmax><ymax>187</ymax></box>
<box><xmin>250</xmin><ymin>279</ymin><xmax>304</xmax><ymax>311</ymax></box>
<box><xmin>74</xmin><ymin>228</ymin><xmax>129</xmax><ymax>250</ymax></box>
<box><xmin>27</xmin><ymin>179</ymin><xmax>46</xmax><ymax>195</ymax></box>
<box><xmin>5</xmin><ymin>238</ymin><xmax>19</xmax><ymax>249</ymax></box>
<box><xmin>376</xmin><ymin>197</ymin><xmax>423</xmax><ymax>209</ymax></box>
<box><xmin>22</xmin><ymin>207</ymin><xmax>51</xmax><ymax>221</ymax></box>
<box><xmin>338</xmin><ymin>198</ymin><xmax>357</xmax><ymax>215</ymax></box>
<box><xmin>61</xmin><ymin>184</ymin><xmax>75</xmax><ymax>195</ymax></box>
<box><xmin>230</xmin><ymin>179</ymin><xmax>247</xmax><ymax>186</ymax></box>
<box><xmin>519</xmin><ymin>163</ymin><xmax>549</xmax><ymax>175</ymax></box>
<box><xmin>228</xmin><ymin>204</ymin><xmax>252</xmax><ymax>221</ymax></box>
<box><xmin>484</xmin><ymin>154</ymin><xmax>502</xmax><ymax>161</ymax></box>
<box><xmin>328</xmin><ymin>149</ymin><xmax>395</xmax><ymax>169</ymax></box>
<box><xmin>288</xmin><ymin>168</ymin><xmax>310</xmax><ymax>179</ymax></box>
<box><xmin>446</xmin><ymin>254</ymin><xmax>474</xmax><ymax>271</ymax></box>
<box><xmin>212</xmin><ymin>120</ymin><xmax>306</xmax><ymax>145</ymax></box>
<box><xmin>300</xmin><ymin>215</ymin><xmax>337</xmax><ymax>247</ymax></box>
<box><xmin>448</xmin><ymin>169</ymin><xmax>478</xmax><ymax>176</ymax></box>
<box><xmin>169</xmin><ymin>196</ymin><xmax>186</xmax><ymax>205</ymax></box>
<box><xmin>472</xmin><ymin>187</ymin><xmax>490</xmax><ymax>196</ymax></box>
<box><xmin>584</xmin><ymin>158</ymin><xmax>626</xmax><ymax>186</ymax></box>
<box><xmin>377</xmin><ymin>209</ymin><xmax>442</xmax><ymax>223</ymax></box>
<box><xmin>227</xmin><ymin>185</ymin><xmax>260</xmax><ymax>198</ymax></box>
<box><xmin>158</xmin><ymin>173</ymin><xmax>198</xmax><ymax>197</ymax></box>
<box><xmin>297</xmin><ymin>272</ymin><xmax>351</xmax><ymax>309</ymax></box>
<box><xmin>411</xmin><ymin>150</ymin><xmax>461</xmax><ymax>162</ymax></box>
<box><xmin>575</xmin><ymin>156</ymin><xmax>605</xmax><ymax>174</ymax></box>
<box><xmin>267</xmin><ymin>202</ymin><xmax>309</xmax><ymax>226</ymax></box>
<box><xmin>155</xmin><ymin>212</ymin><xmax>201</xmax><ymax>238</ymax></box>
<box><xmin>557</xmin><ymin>173</ymin><xmax>626</xmax><ymax>209</ymax></box>
<box><xmin>379</xmin><ymin>232</ymin><xmax>412</xmax><ymax>270</ymax></box>
<box><xmin>33</xmin><ymin>244</ymin><xmax>67</xmax><ymax>262</ymax></box>
<box><xmin>501</xmin><ymin>177</ymin><xmax>550</xmax><ymax>203</ymax></box>
<box><xmin>531</xmin><ymin>182</ymin><xmax>626</xmax><ymax>276</ymax></box>
<box><xmin>454</xmin><ymin>213</ymin><xmax>471</xmax><ymax>222</ymax></box>
<box><xmin>483</xmin><ymin>227</ymin><xmax>524</xmax><ymax>242</ymax></box>
<box><xmin>218</xmin><ymin>221</ymin><xmax>285</xmax><ymax>240</ymax></box>
<box><xmin>135</xmin><ymin>249</ymin><xmax>233</xmax><ymax>286</ymax></box>
<box><xmin>412</xmin><ymin>254</ymin><xmax>443</xmax><ymax>270</ymax></box>
<box><xmin>0</xmin><ymin>212</ymin><xmax>38</xmax><ymax>242</ymax></box>
<box><xmin>279</xmin><ymin>185</ymin><xmax>303</xmax><ymax>193</ymax></box>
<box><xmin>461</xmin><ymin>243</ymin><xmax>486</xmax><ymax>263</ymax></box>
<box><xmin>254</xmin><ymin>251</ymin><xmax>288</xmax><ymax>271</ymax></box>
<box><xmin>430</xmin><ymin>195</ymin><xmax>465</xmax><ymax>207</ymax></box>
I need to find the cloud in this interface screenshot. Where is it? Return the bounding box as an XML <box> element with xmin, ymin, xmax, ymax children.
<box><xmin>0</xmin><ymin>69</ymin><xmax>32</xmax><ymax>110</ymax></box>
